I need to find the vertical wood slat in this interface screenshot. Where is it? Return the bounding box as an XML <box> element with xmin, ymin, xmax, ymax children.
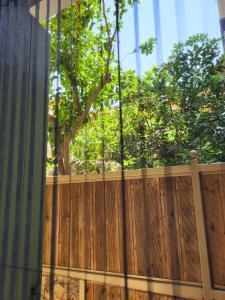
<box><xmin>201</xmin><ymin>173</ymin><xmax>225</xmax><ymax>286</ymax></box>
<box><xmin>43</xmin><ymin>185</ymin><xmax>53</xmax><ymax>264</ymax></box>
<box><xmin>175</xmin><ymin>177</ymin><xmax>201</xmax><ymax>282</ymax></box>
<box><xmin>145</xmin><ymin>178</ymin><xmax>167</xmax><ymax>278</ymax></box>
<box><xmin>79</xmin><ymin>280</ymin><xmax>86</xmax><ymax>300</ymax></box>
<box><xmin>172</xmin><ymin>177</ymin><xmax>185</xmax><ymax>280</ymax></box>
<box><xmin>58</xmin><ymin>184</ymin><xmax>70</xmax><ymax>267</ymax></box>
<box><xmin>71</xmin><ymin>183</ymin><xmax>82</xmax><ymax>268</ymax></box>
<box><xmin>124</xmin><ymin>180</ymin><xmax>136</xmax><ymax>275</ymax></box>
<box><xmin>48</xmin><ymin>182</ymin><xmax>60</xmax><ymax>268</ymax></box>
<box><xmin>218</xmin><ymin>174</ymin><xmax>225</xmax><ymax>284</ymax></box>
<box><xmin>93</xmin><ymin>181</ymin><xmax>107</xmax><ymax>270</ymax></box>
<box><xmin>106</xmin><ymin>285</ymin><xmax>123</xmax><ymax>299</ymax></box>
<box><xmin>131</xmin><ymin>179</ymin><xmax>146</xmax><ymax>275</ymax></box>
<box><xmin>86</xmin><ymin>282</ymin><xmax>94</xmax><ymax>300</ymax></box>
<box><xmin>105</xmin><ymin>181</ymin><xmax>123</xmax><ymax>273</ymax></box>
<box><xmin>85</xmin><ymin>182</ymin><xmax>94</xmax><ymax>270</ymax></box>
<box><xmin>160</xmin><ymin>177</ymin><xmax>181</xmax><ymax>280</ymax></box>
<box><xmin>190</xmin><ymin>157</ymin><xmax>212</xmax><ymax>299</ymax></box>
<box><xmin>44</xmin><ymin>175</ymin><xmax>202</xmax><ymax>282</ymax></box>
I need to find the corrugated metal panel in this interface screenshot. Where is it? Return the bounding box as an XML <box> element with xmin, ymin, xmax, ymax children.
<box><xmin>0</xmin><ymin>2</ymin><xmax>48</xmax><ymax>299</ymax></box>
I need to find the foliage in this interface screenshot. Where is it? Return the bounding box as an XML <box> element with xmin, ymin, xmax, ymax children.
<box><xmin>47</xmin><ymin>0</ymin><xmax>135</xmax><ymax>174</ymax></box>
<box><xmin>68</xmin><ymin>34</ymin><xmax>225</xmax><ymax>173</ymax></box>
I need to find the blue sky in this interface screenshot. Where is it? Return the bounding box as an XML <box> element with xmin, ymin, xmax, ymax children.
<box><xmin>118</xmin><ymin>0</ymin><xmax>222</xmax><ymax>75</ymax></box>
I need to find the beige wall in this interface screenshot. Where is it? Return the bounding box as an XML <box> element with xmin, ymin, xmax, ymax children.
<box><xmin>218</xmin><ymin>0</ymin><xmax>225</xmax><ymax>19</ymax></box>
<box><xmin>30</xmin><ymin>0</ymin><xmax>73</xmax><ymax>20</ymax></box>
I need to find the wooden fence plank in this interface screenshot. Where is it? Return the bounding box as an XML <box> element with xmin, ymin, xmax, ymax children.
<box><xmin>172</xmin><ymin>177</ymin><xmax>184</xmax><ymax>282</ymax></box>
<box><xmin>43</xmin><ymin>168</ymin><xmax>225</xmax><ymax>295</ymax></box>
<box><xmin>106</xmin><ymin>285</ymin><xmax>123</xmax><ymax>299</ymax></box>
<box><xmin>124</xmin><ymin>180</ymin><xmax>136</xmax><ymax>275</ymax></box>
<box><xmin>201</xmin><ymin>173</ymin><xmax>225</xmax><ymax>286</ymax></box>
<box><xmin>175</xmin><ymin>176</ymin><xmax>201</xmax><ymax>282</ymax></box>
<box><xmin>51</xmin><ymin>183</ymin><xmax>60</xmax><ymax>267</ymax></box>
<box><xmin>131</xmin><ymin>179</ymin><xmax>147</xmax><ymax>276</ymax></box>
<box><xmin>144</xmin><ymin>178</ymin><xmax>167</xmax><ymax>278</ymax></box>
<box><xmin>86</xmin><ymin>282</ymin><xmax>94</xmax><ymax>300</ymax></box>
<box><xmin>70</xmin><ymin>183</ymin><xmax>81</xmax><ymax>268</ymax></box>
<box><xmin>135</xmin><ymin>290</ymin><xmax>149</xmax><ymax>299</ymax></box>
<box><xmin>58</xmin><ymin>184</ymin><xmax>70</xmax><ymax>267</ymax></box>
<box><xmin>190</xmin><ymin>157</ymin><xmax>212</xmax><ymax>299</ymax></box>
<box><xmin>79</xmin><ymin>183</ymin><xmax>86</xmax><ymax>269</ymax></box>
<box><xmin>93</xmin><ymin>181</ymin><xmax>107</xmax><ymax>271</ymax></box>
<box><xmin>159</xmin><ymin>177</ymin><xmax>180</xmax><ymax>280</ymax></box>
<box><xmin>43</xmin><ymin>185</ymin><xmax>52</xmax><ymax>265</ymax></box>
<box><xmin>105</xmin><ymin>181</ymin><xmax>123</xmax><ymax>273</ymax></box>
<box><xmin>83</xmin><ymin>182</ymin><xmax>94</xmax><ymax>270</ymax></box>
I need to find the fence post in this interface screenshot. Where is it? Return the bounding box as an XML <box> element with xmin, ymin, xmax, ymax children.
<box><xmin>79</xmin><ymin>279</ymin><xmax>86</xmax><ymax>300</ymax></box>
<box><xmin>190</xmin><ymin>151</ymin><xmax>212</xmax><ymax>300</ymax></box>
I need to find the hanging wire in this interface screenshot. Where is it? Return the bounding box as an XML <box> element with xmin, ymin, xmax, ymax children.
<box><xmin>133</xmin><ymin>2</ymin><xmax>152</xmax><ymax>290</ymax></box>
<box><xmin>133</xmin><ymin>0</ymin><xmax>147</xmax><ymax>168</ymax></box>
<box><xmin>115</xmin><ymin>0</ymin><xmax>128</xmax><ymax>298</ymax></box>
<box><xmin>50</xmin><ymin>0</ymin><xmax>62</xmax><ymax>299</ymax></box>
<box><xmin>65</xmin><ymin>0</ymin><xmax>74</xmax><ymax>296</ymax></box>
<box><xmin>36</xmin><ymin>0</ymin><xmax>51</xmax><ymax>297</ymax></box>
<box><xmin>100</xmin><ymin>0</ymin><xmax>106</xmax><ymax>175</ymax></box>
<box><xmin>99</xmin><ymin>0</ymin><xmax>107</xmax><ymax>290</ymax></box>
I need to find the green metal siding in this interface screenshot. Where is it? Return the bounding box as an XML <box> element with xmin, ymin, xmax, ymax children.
<box><xmin>0</xmin><ymin>4</ymin><xmax>48</xmax><ymax>299</ymax></box>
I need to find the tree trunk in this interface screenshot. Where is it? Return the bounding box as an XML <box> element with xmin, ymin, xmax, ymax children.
<box><xmin>58</xmin><ymin>136</ymin><xmax>70</xmax><ymax>175</ymax></box>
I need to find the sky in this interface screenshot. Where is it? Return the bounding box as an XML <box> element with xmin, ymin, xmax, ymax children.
<box><xmin>118</xmin><ymin>0</ymin><xmax>222</xmax><ymax>76</ymax></box>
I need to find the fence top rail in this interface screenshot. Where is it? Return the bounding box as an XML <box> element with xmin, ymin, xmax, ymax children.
<box><xmin>45</xmin><ymin>162</ymin><xmax>225</xmax><ymax>185</ymax></box>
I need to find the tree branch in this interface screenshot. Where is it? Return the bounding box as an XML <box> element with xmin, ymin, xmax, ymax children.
<box><xmin>48</xmin><ymin>114</ymin><xmax>56</xmax><ymax>125</ymax></box>
<box><xmin>70</xmin><ymin>72</ymin><xmax>111</xmax><ymax>139</ymax></box>
<box><xmin>102</xmin><ymin>0</ymin><xmax>110</xmax><ymax>42</ymax></box>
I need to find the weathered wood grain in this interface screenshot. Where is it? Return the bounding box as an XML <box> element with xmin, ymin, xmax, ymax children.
<box><xmin>144</xmin><ymin>177</ymin><xmax>167</xmax><ymax>278</ymax></box>
<box><xmin>70</xmin><ymin>182</ymin><xmax>81</xmax><ymax>268</ymax></box>
<box><xmin>105</xmin><ymin>180</ymin><xmax>123</xmax><ymax>273</ymax></box>
<box><xmin>84</xmin><ymin>282</ymin><xmax>190</xmax><ymax>299</ymax></box>
<box><xmin>93</xmin><ymin>181</ymin><xmax>107</xmax><ymax>270</ymax></box>
<box><xmin>159</xmin><ymin>177</ymin><xmax>180</xmax><ymax>280</ymax></box>
<box><xmin>175</xmin><ymin>176</ymin><xmax>201</xmax><ymax>282</ymax></box>
<box><xmin>58</xmin><ymin>184</ymin><xmax>70</xmax><ymax>267</ymax></box>
<box><xmin>44</xmin><ymin>171</ymin><xmax>225</xmax><ymax>289</ymax></box>
<box><xmin>201</xmin><ymin>173</ymin><xmax>225</xmax><ymax>286</ymax></box>
<box><xmin>43</xmin><ymin>185</ymin><xmax>52</xmax><ymax>265</ymax></box>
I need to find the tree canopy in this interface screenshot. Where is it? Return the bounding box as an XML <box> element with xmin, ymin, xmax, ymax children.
<box><xmin>48</xmin><ymin>0</ymin><xmax>136</xmax><ymax>174</ymax></box>
<box><xmin>47</xmin><ymin>0</ymin><xmax>225</xmax><ymax>175</ymax></box>
<box><xmin>69</xmin><ymin>34</ymin><xmax>225</xmax><ymax>174</ymax></box>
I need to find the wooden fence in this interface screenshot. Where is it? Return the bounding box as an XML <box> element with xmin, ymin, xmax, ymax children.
<box><xmin>42</xmin><ymin>155</ymin><xmax>225</xmax><ymax>299</ymax></box>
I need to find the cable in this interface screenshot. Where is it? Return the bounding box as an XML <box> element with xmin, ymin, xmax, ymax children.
<box><xmin>115</xmin><ymin>0</ymin><xmax>128</xmax><ymax>298</ymax></box>
<box><xmin>50</xmin><ymin>0</ymin><xmax>62</xmax><ymax>299</ymax></box>
<box><xmin>35</xmin><ymin>0</ymin><xmax>51</xmax><ymax>298</ymax></box>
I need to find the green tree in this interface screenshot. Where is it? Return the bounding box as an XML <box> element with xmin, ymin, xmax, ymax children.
<box><xmin>124</xmin><ymin>34</ymin><xmax>225</xmax><ymax>166</ymax></box>
<box><xmin>69</xmin><ymin>34</ymin><xmax>225</xmax><ymax>173</ymax></box>
<box><xmin>48</xmin><ymin>0</ymin><xmax>135</xmax><ymax>174</ymax></box>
